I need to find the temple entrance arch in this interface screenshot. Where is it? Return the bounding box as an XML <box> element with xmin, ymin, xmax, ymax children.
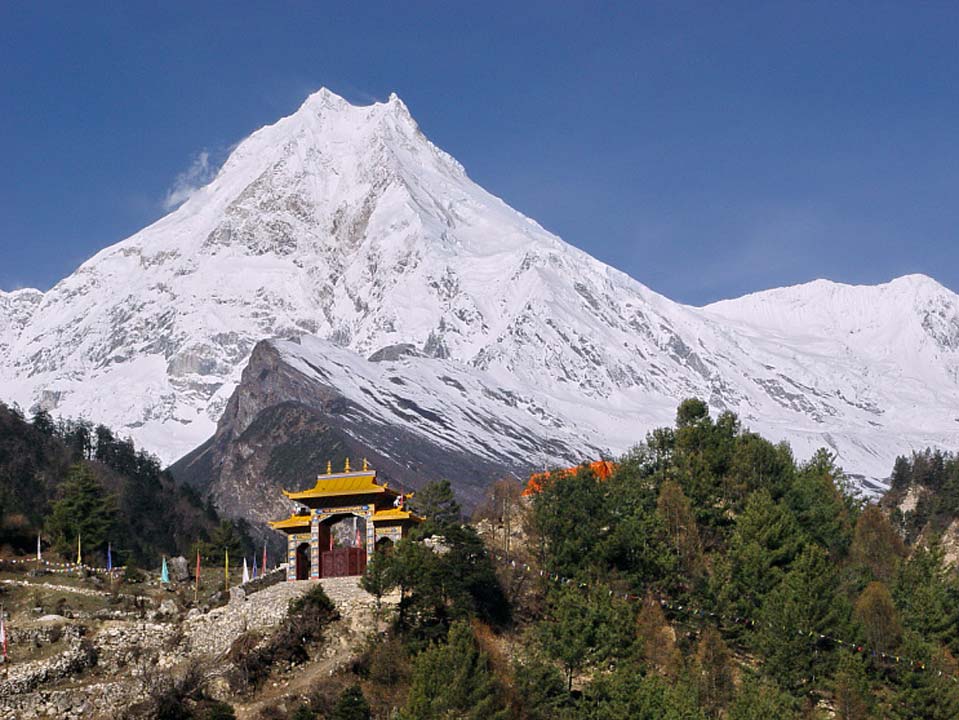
<box><xmin>295</xmin><ymin>542</ymin><xmax>311</xmax><ymax>580</ymax></box>
<box><xmin>269</xmin><ymin>460</ymin><xmax>424</xmax><ymax>582</ymax></box>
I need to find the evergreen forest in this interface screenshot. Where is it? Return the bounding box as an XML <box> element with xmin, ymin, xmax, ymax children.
<box><xmin>0</xmin><ymin>401</ymin><xmax>252</xmax><ymax>567</ymax></box>
<box><xmin>347</xmin><ymin>398</ymin><xmax>959</xmax><ymax>720</ymax></box>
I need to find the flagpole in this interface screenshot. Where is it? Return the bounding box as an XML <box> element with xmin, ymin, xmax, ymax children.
<box><xmin>0</xmin><ymin>603</ymin><xmax>7</xmax><ymax>661</ymax></box>
<box><xmin>194</xmin><ymin>547</ymin><xmax>201</xmax><ymax>604</ymax></box>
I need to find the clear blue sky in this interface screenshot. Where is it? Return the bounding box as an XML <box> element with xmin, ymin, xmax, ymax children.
<box><xmin>1</xmin><ymin>2</ymin><xmax>957</xmax><ymax>305</ymax></box>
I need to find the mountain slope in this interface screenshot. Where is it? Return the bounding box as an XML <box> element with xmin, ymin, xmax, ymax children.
<box><xmin>170</xmin><ymin>335</ymin><xmax>609</xmax><ymax>522</ymax></box>
<box><xmin>2</xmin><ymin>89</ymin><xmax>959</xmax><ymax>494</ymax></box>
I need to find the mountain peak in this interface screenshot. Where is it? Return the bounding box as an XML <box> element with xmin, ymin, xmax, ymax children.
<box><xmin>298</xmin><ymin>86</ymin><xmax>351</xmax><ymax>111</ymax></box>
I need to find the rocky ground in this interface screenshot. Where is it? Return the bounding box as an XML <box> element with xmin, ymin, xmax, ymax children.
<box><xmin>0</xmin><ymin>565</ymin><xmax>393</xmax><ymax>719</ymax></box>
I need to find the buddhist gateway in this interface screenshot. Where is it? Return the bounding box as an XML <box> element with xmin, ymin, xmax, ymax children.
<box><xmin>268</xmin><ymin>459</ymin><xmax>423</xmax><ymax>580</ymax></box>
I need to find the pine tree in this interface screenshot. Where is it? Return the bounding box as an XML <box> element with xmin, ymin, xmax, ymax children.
<box><xmin>893</xmin><ymin>541</ymin><xmax>958</xmax><ymax>645</ymax></box>
<box><xmin>714</xmin><ymin>489</ymin><xmax>803</xmax><ymax>620</ymax></box>
<box><xmin>755</xmin><ymin>544</ymin><xmax>846</xmax><ymax>692</ymax></box>
<box><xmin>727</xmin><ymin>674</ymin><xmax>799</xmax><ymax>720</ymax></box>
<box><xmin>536</xmin><ymin>583</ymin><xmax>633</xmax><ymax>690</ymax></box>
<box><xmin>46</xmin><ymin>463</ymin><xmax>116</xmax><ymax>558</ymax></box>
<box><xmin>360</xmin><ymin>548</ymin><xmax>395</xmax><ymax>618</ymax></box>
<box><xmin>402</xmin><ymin>621</ymin><xmax>507</xmax><ymax>720</ymax></box>
<box><xmin>833</xmin><ymin>652</ymin><xmax>873</xmax><ymax>720</ymax></box>
<box><xmin>410</xmin><ymin>479</ymin><xmax>461</xmax><ymax>526</ymax></box>
<box><xmin>330</xmin><ymin>684</ymin><xmax>371</xmax><ymax>720</ymax></box>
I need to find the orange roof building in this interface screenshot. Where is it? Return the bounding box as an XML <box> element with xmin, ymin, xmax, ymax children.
<box><xmin>522</xmin><ymin>460</ymin><xmax>617</xmax><ymax>496</ymax></box>
<box><xmin>269</xmin><ymin>458</ymin><xmax>423</xmax><ymax>581</ymax></box>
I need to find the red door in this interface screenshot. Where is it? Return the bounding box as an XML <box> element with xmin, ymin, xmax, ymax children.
<box><xmin>321</xmin><ymin>547</ymin><xmax>367</xmax><ymax>577</ymax></box>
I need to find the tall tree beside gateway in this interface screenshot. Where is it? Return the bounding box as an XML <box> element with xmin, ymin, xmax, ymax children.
<box><xmin>402</xmin><ymin>621</ymin><xmax>507</xmax><ymax>720</ymax></box>
<box><xmin>46</xmin><ymin>463</ymin><xmax>116</xmax><ymax>558</ymax></box>
<box><xmin>410</xmin><ymin>479</ymin><xmax>461</xmax><ymax>526</ymax></box>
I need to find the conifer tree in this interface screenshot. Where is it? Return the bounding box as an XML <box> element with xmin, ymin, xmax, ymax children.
<box><xmin>46</xmin><ymin>463</ymin><xmax>116</xmax><ymax>557</ymax></box>
<box><xmin>360</xmin><ymin>548</ymin><xmax>395</xmax><ymax>618</ymax></box>
<box><xmin>893</xmin><ymin>541</ymin><xmax>958</xmax><ymax>645</ymax></box>
<box><xmin>727</xmin><ymin>675</ymin><xmax>799</xmax><ymax>720</ymax></box>
<box><xmin>330</xmin><ymin>684</ymin><xmax>371</xmax><ymax>720</ymax></box>
<box><xmin>410</xmin><ymin>479</ymin><xmax>461</xmax><ymax>526</ymax></box>
<box><xmin>536</xmin><ymin>583</ymin><xmax>633</xmax><ymax>690</ymax></box>
<box><xmin>755</xmin><ymin>544</ymin><xmax>846</xmax><ymax>692</ymax></box>
<box><xmin>402</xmin><ymin>621</ymin><xmax>507</xmax><ymax>720</ymax></box>
<box><xmin>714</xmin><ymin>489</ymin><xmax>803</xmax><ymax>619</ymax></box>
<box><xmin>833</xmin><ymin>652</ymin><xmax>873</xmax><ymax>720</ymax></box>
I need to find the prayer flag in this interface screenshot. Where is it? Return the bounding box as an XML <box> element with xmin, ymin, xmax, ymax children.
<box><xmin>242</xmin><ymin>557</ymin><xmax>250</xmax><ymax>584</ymax></box>
<box><xmin>37</xmin><ymin>534</ymin><xmax>41</xmax><ymax>562</ymax></box>
<box><xmin>0</xmin><ymin>612</ymin><xmax>6</xmax><ymax>659</ymax></box>
<box><xmin>224</xmin><ymin>549</ymin><xmax>229</xmax><ymax>589</ymax></box>
<box><xmin>76</xmin><ymin>533</ymin><xmax>82</xmax><ymax>565</ymax></box>
<box><xmin>263</xmin><ymin>543</ymin><xmax>267</xmax><ymax>573</ymax></box>
<box><xmin>195</xmin><ymin>549</ymin><xmax>201</xmax><ymax>603</ymax></box>
<box><xmin>161</xmin><ymin>556</ymin><xmax>170</xmax><ymax>584</ymax></box>
<box><xmin>107</xmin><ymin>543</ymin><xmax>112</xmax><ymax>571</ymax></box>
<box><xmin>252</xmin><ymin>555</ymin><xmax>258</xmax><ymax>580</ymax></box>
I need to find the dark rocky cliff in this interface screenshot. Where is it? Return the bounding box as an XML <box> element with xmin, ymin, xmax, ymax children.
<box><xmin>169</xmin><ymin>341</ymin><xmax>526</xmax><ymax>535</ymax></box>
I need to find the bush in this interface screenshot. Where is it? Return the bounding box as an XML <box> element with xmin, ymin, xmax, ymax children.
<box><xmin>194</xmin><ymin>701</ymin><xmax>236</xmax><ymax>720</ymax></box>
<box><xmin>229</xmin><ymin>585</ymin><xmax>337</xmax><ymax>691</ymax></box>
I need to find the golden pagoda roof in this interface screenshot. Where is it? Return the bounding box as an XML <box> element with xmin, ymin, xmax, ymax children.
<box><xmin>282</xmin><ymin>468</ymin><xmax>397</xmax><ymax>501</ymax></box>
<box><xmin>372</xmin><ymin>507</ymin><xmax>425</xmax><ymax>523</ymax></box>
<box><xmin>268</xmin><ymin>513</ymin><xmax>312</xmax><ymax>532</ymax></box>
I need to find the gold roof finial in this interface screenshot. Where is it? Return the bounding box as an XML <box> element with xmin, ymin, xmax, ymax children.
<box><xmin>362</xmin><ymin>457</ymin><xmax>369</xmax><ymax>471</ymax></box>
<box><xmin>326</xmin><ymin>460</ymin><xmax>332</xmax><ymax>475</ymax></box>
<box><xmin>344</xmin><ymin>457</ymin><xmax>351</xmax><ymax>472</ymax></box>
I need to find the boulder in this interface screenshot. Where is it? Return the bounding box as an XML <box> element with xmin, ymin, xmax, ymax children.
<box><xmin>37</xmin><ymin>614</ymin><xmax>69</xmax><ymax>624</ymax></box>
<box><xmin>169</xmin><ymin>556</ymin><xmax>190</xmax><ymax>583</ymax></box>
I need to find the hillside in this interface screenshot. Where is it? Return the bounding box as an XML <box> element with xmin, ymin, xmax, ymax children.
<box><xmin>0</xmin><ymin>402</ymin><xmax>239</xmax><ymax>565</ymax></box>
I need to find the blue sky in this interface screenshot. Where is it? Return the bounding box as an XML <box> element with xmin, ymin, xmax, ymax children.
<box><xmin>1</xmin><ymin>2</ymin><xmax>956</xmax><ymax>305</ymax></box>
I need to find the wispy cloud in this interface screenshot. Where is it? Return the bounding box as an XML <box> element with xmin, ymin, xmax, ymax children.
<box><xmin>162</xmin><ymin>151</ymin><xmax>215</xmax><ymax>210</ymax></box>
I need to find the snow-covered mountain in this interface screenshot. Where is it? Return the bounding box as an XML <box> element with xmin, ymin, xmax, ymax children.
<box><xmin>2</xmin><ymin>88</ymin><xmax>958</xmax><ymax>493</ymax></box>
